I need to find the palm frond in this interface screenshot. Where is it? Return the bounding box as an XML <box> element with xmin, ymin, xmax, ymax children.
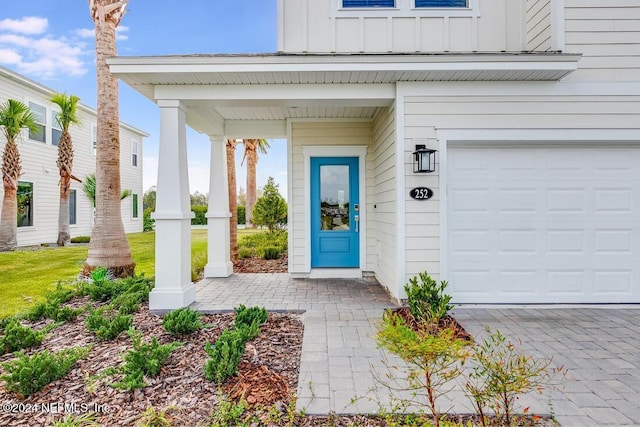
<box><xmin>50</xmin><ymin>93</ymin><xmax>81</xmax><ymax>131</ymax></box>
<box><xmin>0</xmin><ymin>99</ymin><xmax>39</xmax><ymax>142</ymax></box>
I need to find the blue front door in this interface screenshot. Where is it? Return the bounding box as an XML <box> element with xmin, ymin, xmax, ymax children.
<box><xmin>310</xmin><ymin>157</ymin><xmax>360</xmax><ymax>268</ymax></box>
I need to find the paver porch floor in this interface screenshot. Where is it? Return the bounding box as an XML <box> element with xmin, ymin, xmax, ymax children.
<box><xmin>191</xmin><ymin>274</ymin><xmax>640</xmax><ymax>426</ymax></box>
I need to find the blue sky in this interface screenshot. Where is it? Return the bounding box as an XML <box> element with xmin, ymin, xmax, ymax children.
<box><xmin>0</xmin><ymin>0</ymin><xmax>288</xmax><ymax>198</ymax></box>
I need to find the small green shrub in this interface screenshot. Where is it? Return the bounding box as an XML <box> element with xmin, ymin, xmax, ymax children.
<box><xmin>237</xmin><ymin>247</ymin><xmax>254</xmax><ymax>259</ymax></box>
<box><xmin>109</xmin><ymin>291</ymin><xmax>144</xmax><ymax>315</ymax></box>
<box><xmin>210</xmin><ymin>393</ymin><xmax>248</xmax><ymax>427</ymax></box>
<box><xmin>191</xmin><ymin>252</ymin><xmax>207</xmax><ymax>282</ymax></box>
<box><xmin>143</xmin><ymin>207</ymin><xmax>155</xmax><ymax>232</ymax></box>
<box><xmin>464</xmin><ymin>326</ymin><xmax>567</xmax><ymax>426</ymax></box>
<box><xmin>70</xmin><ymin>236</ymin><xmax>91</xmax><ymax>244</ymax></box>
<box><xmin>86</xmin><ymin>307</ymin><xmax>133</xmax><ymax>341</ymax></box>
<box><xmin>23</xmin><ymin>283</ymin><xmax>82</xmax><ymax>322</ymax></box>
<box><xmin>404</xmin><ymin>271</ymin><xmax>453</xmax><ymax>323</ymax></box>
<box><xmin>0</xmin><ymin>318</ymin><xmax>47</xmax><ymax>354</ymax></box>
<box><xmin>0</xmin><ymin>345</ymin><xmax>90</xmax><ymax>397</ymax></box>
<box><xmin>238</xmin><ymin>230</ymin><xmax>287</xmax><ymax>254</ymax></box>
<box><xmin>112</xmin><ymin>329</ymin><xmax>182</xmax><ymax>390</ymax></box>
<box><xmin>204</xmin><ymin>329</ymin><xmax>247</xmax><ymax>384</ymax></box>
<box><xmin>260</xmin><ymin>246</ymin><xmax>281</xmax><ymax>260</ymax></box>
<box><xmin>234</xmin><ymin>305</ymin><xmax>268</xmax><ymax>329</ymax></box>
<box><xmin>138</xmin><ymin>406</ymin><xmax>176</xmax><ymax>427</ymax></box>
<box><xmin>50</xmin><ymin>413</ymin><xmax>99</xmax><ymax>427</ymax></box>
<box><xmin>376</xmin><ymin>312</ymin><xmax>468</xmax><ymax>427</ymax></box>
<box><xmin>163</xmin><ymin>308</ymin><xmax>204</xmax><ymax>335</ymax></box>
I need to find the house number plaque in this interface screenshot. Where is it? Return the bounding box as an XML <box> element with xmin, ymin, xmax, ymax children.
<box><xmin>410</xmin><ymin>187</ymin><xmax>434</xmax><ymax>200</ymax></box>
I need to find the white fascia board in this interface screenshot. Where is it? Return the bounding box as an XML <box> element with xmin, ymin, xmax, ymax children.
<box><xmin>109</xmin><ymin>54</ymin><xmax>580</xmax><ymax>74</ymax></box>
<box><xmin>154</xmin><ymin>83</ymin><xmax>396</xmax><ymax>102</ymax></box>
<box><xmin>224</xmin><ymin>120</ymin><xmax>287</xmax><ymax>139</ymax></box>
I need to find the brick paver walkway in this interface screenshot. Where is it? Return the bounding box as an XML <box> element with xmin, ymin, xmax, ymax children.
<box><xmin>192</xmin><ymin>274</ymin><xmax>640</xmax><ymax>426</ymax></box>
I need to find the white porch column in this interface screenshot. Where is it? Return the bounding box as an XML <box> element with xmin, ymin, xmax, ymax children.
<box><xmin>149</xmin><ymin>100</ymin><xmax>196</xmax><ymax>311</ymax></box>
<box><xmin>204</xmin><ymin>136</ymin><xmax>233</xmax><ymax>277</ymax></box>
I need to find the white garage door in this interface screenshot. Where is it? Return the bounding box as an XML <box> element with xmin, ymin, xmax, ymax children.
<box><xmin>447</xmin><ymin>144</ymin><xmax>640</xmax><ymax>303</ymax></box>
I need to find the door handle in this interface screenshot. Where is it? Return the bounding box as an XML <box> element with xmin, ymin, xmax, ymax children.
<box><xmin>354</xmin><ymin>214</ymin><xmax>359</xmax><ymax>232</ymax></box>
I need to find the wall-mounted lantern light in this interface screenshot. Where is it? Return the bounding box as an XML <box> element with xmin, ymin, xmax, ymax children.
<box><xmin>412</xmin><ymin>144</ymin><xmax>437</xmax><ymax>173</ymax></box>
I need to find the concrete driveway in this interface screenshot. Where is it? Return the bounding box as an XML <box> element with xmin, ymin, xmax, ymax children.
<box><xmin>454</xmin><ymin>307</ymin><xmax>640</xmax><ymax>426</ymax></box>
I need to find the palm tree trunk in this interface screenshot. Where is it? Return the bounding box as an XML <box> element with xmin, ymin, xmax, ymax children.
<box><xmin>0</xmin><ymin>139</ymin><xmax>20</xmax><ymax>251</ymax></box>
<box><xmin>226</xmin><ymin>139</ymin><xmax>238</xmax><ymax>260</ymax></box>
<box><xmin>245</xmin><ymin>139</ymin><xmax>258</xmax><ymax>228</ymax></box>
<box><xmin>85</xmin><ymin>12</ymin><xmax>134</xmax><ymax>276</ymax></box>
<box><xmin>57</xmin><ymin>131</ymin><xmax>73</xmax><ymax>246</ymax></box>
<box><xmin>0</xmin><ymin>188</ymin><xmax>17</xmax><ymax>251</ymax></box>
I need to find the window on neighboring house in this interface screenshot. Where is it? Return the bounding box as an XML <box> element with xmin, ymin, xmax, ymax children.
<box><xmin>52</xmin><ymin>111</ymin><xmax>62</xmax><ymax>146</ymax></box>
<box><xmin>132</xmin><ymin>140</ymin><xmax>138</xmax><ymax>167</ymax></box>
<box><xmin>132</xmin><ymin>194</ymin><xmax>139</xmax><ymax>218</ymax></box>
<box><xmin>17</xmin><ymin>182</ymin><xmax>33</xmax><ymax>227</ymax></box>
<box><xmin>69</xmin><ymin>189</ymin><xmax>77</xmax><ymax>225</ymax></box>
<box><xmin>343</xmin><ymin>0</ymin><xmax>394</xmax><ymax>7</ymax></box>
<box><xmin>415</xmin><ymin>0</ymin><xmax>467</xmax><ymax>7</ymax></box>
<box><xmin>91</xmin><ymin>124</ymin><xmax>97</xmax><ymax>156</ymax></box>
<box><xmin>29</xmin><ymin>102</ymin><xmax>46</xmax><ymax>143</ymax></box>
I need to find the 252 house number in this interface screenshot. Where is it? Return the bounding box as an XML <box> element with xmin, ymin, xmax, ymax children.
<box><xmin>410</xmin><ymin>187</ymin><xmax>434</xmax><ymax>200</ymax></box>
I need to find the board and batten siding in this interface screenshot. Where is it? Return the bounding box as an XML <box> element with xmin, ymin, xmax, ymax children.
<box><xmin>401</xmin><ymin>80</ymin><xmax>640</xmax><ymax>284</ymax></box>
<box><xmin>289</xmin><ymin>121</ymin><xmax>374</xmax><ymax>273</ymax></box>
<box><xmin>0</xmin><ymin>69</ymin><xmax>145</xmax><ymax>247</ymax></box>
<box><xmin>279</xmin><ymin>0</ymin><xmax>528</xmax><ymax>53</ymax></box>
<box><xmin>371</xmin><ymin>106</ymin><xmax>397</xmax><ymax>293</ymax></box>
<box><xmin>526</xmin><ymin>0</ymin><xmax>552</xmax><ymax>51</ymax></box>
<box><xmin>564</xmin><ymin>0</ymin><xmax>640</xmax><ymax>82</ymax></box>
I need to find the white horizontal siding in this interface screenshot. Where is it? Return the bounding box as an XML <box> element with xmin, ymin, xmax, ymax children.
<box><xmin>0</xmin><ymin>69</ymin><xmax>145</xmax><ymax>247</ymax></box>
<box><xmin>289</xmin><ymin>120</ymin><xmax>373</xmax><ymax>273</ymax></box>
<box><xmin>564</xmin><ymin>0</ymin><xmax>640</xmax><ymax>82</ymax></box>
<box><xmin>371</xmin><ymin>106</ymin><xmax>396</xmax><ymax>292</ymax></box>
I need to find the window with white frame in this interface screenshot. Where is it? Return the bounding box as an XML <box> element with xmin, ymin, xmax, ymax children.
<box><xmin>69</xmin><ymin>189</ymin><xmax>77</xmax><ymax>225</ymax></box>
<box><xmin>343</xmin><ymin>0</ymin><xmax>394</xmax><ymax>6</ymax></box>
<box><xmin>52</xmin><ymin>111</ymin><xmax>62</xmax><ymax>146</ymax></box>
<box><xmin>415</xmin><ymin>0</ymin><xmax>467</xmax><ymax>7</ymax></box>
<box><xmin>132</xmin><ymin>193</ymin><xmax>139</xmax><ymax>218</ymax></box>
<box><xmin>17</xmin><ymin>181</ymin><xmax>33</xmax><ymax>227</ymax></box>
<box><xmin>132</xmin><ymin>140</ymin><xmax>138</xmax><ymax>167</ymax></box>
<box><xmin>91</xmin><ymin>124</ymin><xmax>97</xmax><ymax>157</ymax></box>
<box><xmin>29</xmin><ymin>102</ymin><xmax>46</xmax><ymax>143</ymax></box>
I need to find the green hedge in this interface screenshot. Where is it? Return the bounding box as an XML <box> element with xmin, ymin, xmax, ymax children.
<box><xmin>191</xmin><ymin>206</ymin><xmax>208</xmax><ymax>225</ymax></box>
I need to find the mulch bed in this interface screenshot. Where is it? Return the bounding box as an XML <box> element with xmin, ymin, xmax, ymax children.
<box><xmin>0</xmin><ymin>299</ymin><xmax>303</xmax><ymax>426</ymax></box>
<box><xmin>233</xmin><ymin>255</ymin><xmax>288</xmax><ymax>273</ymax></box>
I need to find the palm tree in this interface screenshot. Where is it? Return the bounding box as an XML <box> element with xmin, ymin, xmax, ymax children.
<box><xmin>51</xmin><ymin>93</ymin><xmax>81</xmax><ymax>246</ymax></box>
<box><xmin>241</xmin><ymin>139</ymin><xmax>270</xmax><ymax>228</ymax></box>
<box><xmin>85</xmin><ymin>0</ymin><xmax>135</xmax><ymax>277</ymax></box>
<box><xmin>81</xmin><ymin>173</ymin><xmax>131</xmax><ymax>208</ymax></box>
<box><xmin>226</xmin><ymin>138</ymin><xmax>238</xmax><ymax>260</ymax></box>
<box><xmin>0</xmin><ymin>99</ymin><xmax>38</xmax><ymax>251</ymax></box>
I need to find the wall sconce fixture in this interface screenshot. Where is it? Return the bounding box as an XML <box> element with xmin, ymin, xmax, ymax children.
<box><xmin>412</xmin><ymin>144</ymin><xmax>437</xmax><ymax>173</ymax></box>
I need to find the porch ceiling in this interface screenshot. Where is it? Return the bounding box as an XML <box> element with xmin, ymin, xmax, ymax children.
<box><xmin>108</xmin><ymin>52</ymin><xmax>581</xmax><ymax>133</ymax></box>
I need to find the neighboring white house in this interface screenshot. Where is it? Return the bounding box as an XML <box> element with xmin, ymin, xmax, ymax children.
<box><xmin>108</xmin><ymin>0</ymin><xmax>640</xmax><ymax>309</ymax></box>
<box><xmin>0</xmin><ymin>65</ymin><xmax>147</xmax><ymax>247</ymax></box>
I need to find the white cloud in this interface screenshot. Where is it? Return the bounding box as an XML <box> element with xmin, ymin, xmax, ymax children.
<box><xmin>0</xmin><ymin>48</ymin><xmax>22</xmax><ymax>65</ymax></box>
<box><xmin>0</xmin><ymin>17</ymin><xmax>48</xmax><ymax>35</ymax></box>
<box><xmin>0</xmin><ymin>19</ymin><xmax>90</xmax><ymax>79</ymax></box>
<box><xmin>75</xmin><ymin>28</ymin><xmax>94</xmax><ymax>38</ymax></box>
<box><xmin>116</xmin><ymin>25</ymin><xmax>129</xmax><ymax>41</ymax></box>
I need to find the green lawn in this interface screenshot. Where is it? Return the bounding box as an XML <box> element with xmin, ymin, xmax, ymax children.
<box><xmin>0</xmin><ymin>229</ymin><xmax>216</xmax><ymax>318</ymax></box>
